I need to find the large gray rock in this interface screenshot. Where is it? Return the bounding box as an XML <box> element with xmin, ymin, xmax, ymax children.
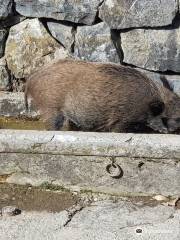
<box><xmin>47</xmin><ymin>22</ymin><xmax>74</xmax><ymax>51</ymax></box>
<box><xmin>5</xmin><ymin>18</ymin><xmax>68</xmax><ymax>79</ymax></box>
<box><xmin>99</xmin><ymin>0</ymin><xmax>178</xmax><ymax>29</ymax></box>
<box><xmin>0</xmin><ymin>0</ymin><xmax>12</xmax><ymax>19</ymax></box>
<box><xmin>121</xmin><ymin>28</ymin><xmax>180</xmax><ymax>72</ymax></box>
<box><xmin>0</xmin><ymin>57</ymin><xmax>10</xmax><ymax>91</ymax></box>
<box><xmin>74</xmin><ymin>22</ymin><xmax>120</xmax><ymax>63</ymax></box>
<box><xmin>15</xmin><ymin>0</ymin><xmax>102</xmax><ymax>25</ymax></box>
<box><xmin>0</xmin><ymin>29</ymin><xmax>7</xmax><ymax>58</ymax></box>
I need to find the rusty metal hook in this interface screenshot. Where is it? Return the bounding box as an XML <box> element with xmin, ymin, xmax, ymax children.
<box><xmin>106</xmin><ymin>159</ymin><xmax>123</xmax><ymax>179</ymax></box>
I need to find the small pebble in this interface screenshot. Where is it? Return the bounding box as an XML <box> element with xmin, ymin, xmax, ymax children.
<box><xmin>153</xmin><ymin>195</ymin><xmax>169</xmax><ymax>201</ymax></box>
<box><xmin>0</xmin><ymin>206</ymin><xmax>21</xmax><ymax>217</ymax></box>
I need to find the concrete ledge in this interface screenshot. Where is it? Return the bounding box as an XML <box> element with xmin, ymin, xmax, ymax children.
<box><xmin>0</xmin><ymin>130</ymin><xmax>180</xmax><ymax>196</ymax></box>
<box><xmin>0</xmin><ymin>130</ymin><xmax>180</xmax><ymax>158</ymax></box>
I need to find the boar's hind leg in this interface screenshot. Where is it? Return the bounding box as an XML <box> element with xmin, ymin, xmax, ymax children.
<box><xmin>41</xmin><ymin>110</ymin><xmax>65</xmax><ymax>131</ymax></box>
<box><xmin>44</xmin><ymin>110</ymin><xmax>79</xmax><ymax>131</ymax></box>
<box><xmin>44</xmin><ymin>111</ymin><xmax>65</xmax><ymax>131</ymax></box>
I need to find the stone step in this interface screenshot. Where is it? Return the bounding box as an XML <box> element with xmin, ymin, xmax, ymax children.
<box><xmin>0</xmin><ymin>91</ymin><xmax>37</xmax><ymax>118</ymax></box>
<box><xmin>1</xmin><ymin>198</ymin><xmax>180</xmax><ymax>240</ymax></box>
<box><xmin>0</xmin><ymin>130</ymin><xmax>179</xmax><ymax>196</ymax></box>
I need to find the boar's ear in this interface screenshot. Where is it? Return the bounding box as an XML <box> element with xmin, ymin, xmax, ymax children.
<box><xmin>160</xmin><ymin>75</ymin><xmax>173</xmax><ymax>91</ymax></box>
<box><xmin>149</xmin><ymin>101</ymin><xmax>165</xmax><ymax>116</ymax></box>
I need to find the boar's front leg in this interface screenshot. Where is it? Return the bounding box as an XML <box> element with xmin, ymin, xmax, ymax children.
<box><xmin>43</xmin><ymin>110</ymin><xmax>65</xmax><ymax>130</ymax></box>
<box><xmin>42</xmin><ymin>109</ymin><xmax>80</xmax><ymax>131</ymax></box>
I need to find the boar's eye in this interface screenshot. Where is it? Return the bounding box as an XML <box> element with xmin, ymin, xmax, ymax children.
<box><xmin>149</xmin><ymin>101</ymin><xmax>165</xmax><ymax>116</ymax></box>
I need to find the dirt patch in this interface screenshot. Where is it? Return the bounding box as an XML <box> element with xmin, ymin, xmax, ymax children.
<box><xmin>0</xmin><ymin>116</ymin><xmax>45</xmax><ymax>130</ymax></box>
<box><xmin>0</xmin><ymin>183</ymin><xmax>78</xmax><ymax>213</ymax></box>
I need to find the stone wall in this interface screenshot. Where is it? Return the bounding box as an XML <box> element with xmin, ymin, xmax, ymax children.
<box><xmin>0</xmin><ymin>0</ymin><xmax>180</xmax><ymax>95</ymax></box>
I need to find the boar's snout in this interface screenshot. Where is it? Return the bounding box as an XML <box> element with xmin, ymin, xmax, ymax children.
<box><xmin>162</xmin><ymin>117</ymin><xmax>180</xmax><ymax>133</ymax></box>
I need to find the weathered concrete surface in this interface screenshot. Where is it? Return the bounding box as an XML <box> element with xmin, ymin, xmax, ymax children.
<box><xmin>99</xmin><ymin>0</ymin><xmax>178</xmax><ymax>29</ymax></box>
<box><xmin>0</xmin><ymin>130</ymin><xmax>180</xmax><ymax>196</ymax></box>
<box><xmin>2</xmin><ymin>152</ymin><xmax>180</xmax><ymax>196</ymax></box>
<box><xmin>121</xmin><ymin>28</ymin><xmax>180</xmax><ymax>72</ymax></box>
<box><xmin>0</xmin><ymin>92</ymin><xmax>37</xmax><ymax>118</ymax></box>
<box><xmin>15</xmin><ymin>0</ymin><xmax>102</xmax><ymax>25</ymax></box>
<box><xmin>0</xmin><ymin>210</ymin><xmax>70</xmax><ymax>240</ymax></box>
<box><xmin>62</xmin><ymin>201</ymin><xmax>180</xmax><ymax>240</ymax></box>
<box><xmin>74</xmin><ymin>22</ymin><xmax>120</xmax><ymax>63</ymax></box>
<box><xmin>0</xmin><ymin>200</ymin><xmax>180</xmax><ymax>240</ymax></box>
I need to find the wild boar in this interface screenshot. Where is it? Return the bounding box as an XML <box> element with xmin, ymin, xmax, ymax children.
<box><xmin>25</xmin><ymin>59</ymin><xmax>180</xmax><ymax>133</ymax></box>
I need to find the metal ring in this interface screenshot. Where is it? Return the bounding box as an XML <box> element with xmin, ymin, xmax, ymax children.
<box><xmin>106</xmin><ymin>163</ymin><xmax>123</xmax><ymax>179</ymax></box>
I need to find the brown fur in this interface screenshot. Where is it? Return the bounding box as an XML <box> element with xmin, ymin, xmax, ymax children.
<box><xmin>25</xmin><ymin>59</ymin><xmax>180</xmax><ymax>133</ymax></box>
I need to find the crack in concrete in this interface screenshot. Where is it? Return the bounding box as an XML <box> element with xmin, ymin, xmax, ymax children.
<box><xmin>31</xmin><ymin>134</ymin><xmax>55</xmax><ymax>149</ymax></box>
<box><xmin>1</xmin><ymin>150</ymin><xmax>178</xmax><ymax>162</ymax></box>
<box><xmin>64</xmin><ymin>204</ymin><xmax>84</xmax><ymax>227</ymax></box>
<box><xmin>62</xmin><ymin>202</ymin><xmax>176</xmax><ymax>232</ymax></box>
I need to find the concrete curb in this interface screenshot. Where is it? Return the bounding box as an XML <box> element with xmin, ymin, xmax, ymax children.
<box><xmin>0</xmin><ymin>130</ymin><xmax>180</xmax><ymax>158</ymax></box>
<box><xmin>0</xmin><ymin>130</ymin><xmax>180</xmax><ymax>196</ymax></box>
